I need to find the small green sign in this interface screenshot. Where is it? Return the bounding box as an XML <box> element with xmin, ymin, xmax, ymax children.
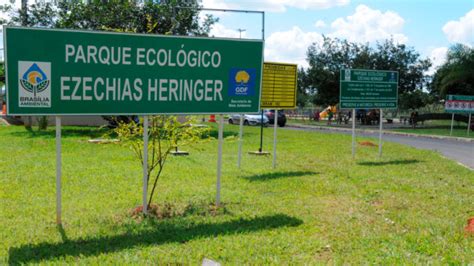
<box><xmin>4</xmin><ymin>27</ymin><xmax>264</xmax><ymax>115</ymax></box>
<box><xmin>339</xmin><ymin>69</ymin><xmax>398</xmax><ymax>109</ymax></box>
<box><xmin>445</xmin><ymin>94</ymin><xmax>474</xmax><ymax>113</ymax></box>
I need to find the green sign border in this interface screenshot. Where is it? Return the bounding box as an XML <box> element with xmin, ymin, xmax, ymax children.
<box><xmin>4</xmin><ymin>26</ymin><xmax>264</xmax><ymax>116</ymax></box>
<box><xmin>446</xmin><ymin>94</ymin><xmax>474</xmax><ymax>101</ymax></box>
<box><xmin>339</xmin><ymin>69</ymin><xmax>398</xmax><ymax>109</ymax></box>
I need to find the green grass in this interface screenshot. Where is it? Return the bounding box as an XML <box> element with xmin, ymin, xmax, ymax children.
<box><xmin>392</xmin><ymin>127</ymin><xmax>473</xmax><ymax>139</ymax></box>
<box><xmin>288</xmin><ymin>117</ymin><xmax>329</xmax><ymax>126</ymax></box>
<box><xmin>1</xmin><ymin>124</ymin><xmax>473</xmax><ymax>264</ymax></box>
<box><xmin>392</xmin><ymin>120</ymin><xmax>473</xmax><ymax>139</ymax></box>
<box><xmin>288</xmin><ymin>118</ymin><xmax>474</xmax><ymax>139</ymax></box>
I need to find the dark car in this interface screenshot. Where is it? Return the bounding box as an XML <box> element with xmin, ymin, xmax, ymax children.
<box><xmin>264</xmin><ymin>110</ymin><xmax>287</xmax><ymax>127</ymax></box>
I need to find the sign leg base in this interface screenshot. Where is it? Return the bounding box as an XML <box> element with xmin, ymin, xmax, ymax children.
<box><xmin>249</xmin><ymin>151</ymin><xmax>270</xmax><ymax>156</ymax></box>
<box><xmin>171</xmin><ymin>150</ymin><xmax>190</xmax><ymax>156</ymax></box>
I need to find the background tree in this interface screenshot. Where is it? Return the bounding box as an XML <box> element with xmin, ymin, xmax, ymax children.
<box><xmin>9</xmin><ymin>0</ymin><xmax>217</xmax><ymax>36</ymax></box>
<box><xmin>1</xmin><ymin>4</ymin><xmax>11</xmax><ymax>85</ymax></box>
<box><xmin>305</xmin><ymin>37</ymin><xmax>368</xmax><ymax>105</ymax></box>
<box><xmin>431</xmin><ymin>44</ymin><xmax>474</xmax><ymax>98</ymax></box>
<box><xmin>296</xmin><ymin>68</ymin><xmax>312</xmax><ymax>108</ymax></box>
<box><xmin>0</xmin><ymin>4</ymin><xmax>10</xmax><ymax>25</ymax></box>
<box><xmin>399</xmin><ymin>90</ymin><xmax>434</xmax><ymax>110</ymax></box>
<box><xmin>304</xmin><ymin>37</ymin><xmax>431</xmax><ymax>108</ymax></box>
<box><xmin>0</xmin><ymin>62</ymin><xmax>4</xmax><ymax>83</ymax></box>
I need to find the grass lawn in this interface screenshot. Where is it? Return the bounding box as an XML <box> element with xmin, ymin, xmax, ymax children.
<box><xmin>391</xmin><ymin>120</ymin><xmax>473</xmax><ymax>139</ymax></box>
<box><xmin>1</xmin><ymin>124</ymin><xmax>473</xmax><ymax>264</ymax></box>
<box><xmin>287</xmin><ymin>118</ymin><xmax>329</xmax><ymax>126</ymax></box>
<box><xmin>288</xmin><ymin>118</ymin><xmax>474</xmax><ymax>139</ymax></box>
<box><xmin>392</xmin><ymin>127</ymin><xmax>473</xmax><ymax>139</ymax></box>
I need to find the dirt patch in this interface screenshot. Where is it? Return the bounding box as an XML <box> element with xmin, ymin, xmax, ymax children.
<box><xmin>317</xmin><ymin>196</ymin><xmax>363</xmax><ymax>222</ymax></box>
<box><xmin>465</xmin><ymin>217</ymin><xmax>474</xmax><ymax>235</ymax></box>
<box><xmin>130</xmin><ymin>202</ymin><xmax>228</xmax><ymax>221</ymax></box>
<box><xmin>358</xmin><ymin>141</ymin><xmax>377</xmax><ymax>147</ymax></box>
<box><xmin>314</xmin><ymin>245</ymin><xmax>332</xmax><ymax>262</ymax></box>
<box><xmin>131</xmin><ymin>203</ymin><xmax>183</xmax><ymax>219</ymax></box>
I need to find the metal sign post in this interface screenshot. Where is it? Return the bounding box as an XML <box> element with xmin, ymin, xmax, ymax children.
<box><xmin>237</xmin><ymin>114</ymin><xmax>244</xmax><ymax>168</ymax></box>
<box><xmin>216</xmin><ymin>115</ymin><xmax>224</xmax><ymax>206</ymax></box>
<box><xmin>259</xmin><ymin>110</ymin><xmax>264</xmax><ymax>152</ymax></box>
<box><xmin>468</xmin><ymin>113</ymin><xmax>472</xmax><ymax>136</ymax></box>
<box><xmin>55</xmin><ymin>116</ymin><xmax>62</xmax><ymax>225</ymax></box>
<box><xmin>142</xmin><ymin>116</ymin><xmax>149</xmax><ymax>214</ymax></box>
<box><xmin>352</xmin><ymin>109</ymin><xmax>356</xmax><ymax>159</ymax></box>
<box><xmin>249</xmin><ymin>110</ymin><xmax>270</xmax><ymax>156</ymax></box>
<box><xmin>378</xmin><ymin>109</ymin><xmax>383</xmax><ymax>158</ymax></box>
<box><xmin>450</xmin><ymin>113</ymin><xmax>454</xmax><ymax>136</ymax></box>
<box><xmin>272</xmin><ymin>110</ymin><xmax>278</xmax><ymax>168</ymax></box>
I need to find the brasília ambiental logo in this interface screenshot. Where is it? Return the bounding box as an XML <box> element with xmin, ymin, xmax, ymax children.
<box><xmin>20</xmin><ymin>63</ymin><xmax>50</xmax><ymax>97</ymax></box>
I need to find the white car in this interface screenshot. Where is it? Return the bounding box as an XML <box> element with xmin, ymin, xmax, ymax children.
<box><xmin>228</xmin><ymin>114</ymin><xmax>269</xmax><ymax>126</ymax></box>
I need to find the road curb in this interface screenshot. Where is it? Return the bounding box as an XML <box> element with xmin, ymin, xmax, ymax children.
<box><xmin>288</xmin><ymin>123</ymin><xmax>474</xmax><ymax>143</ymax></box>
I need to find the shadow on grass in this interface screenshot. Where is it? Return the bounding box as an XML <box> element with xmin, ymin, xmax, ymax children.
<box><xmin>9</xmin><ymin>127</ymin><xmax>111</xmax><ymax>139</ymax></box>
<box><xmin>243</xmin><ymin>171</ymin><xmax>318</xmax><ymax>182</ymax></box>
<box><xmin>207</xmin><ymin>128</ymin><xmax>238</xmax><ymax>139</ymax></box>
<box><xmin>357</xmin><ymin>159</ymin><xmax>422</xmax><ymax>166</ymax></box>
<box><xmin>57</xmin><ymin>225</ymin><xmax>68</xmax><ymax>243</ymax></box>
<box><xmin>8</xmin><ymin>214</ymin><xmax>302</xmax><ymax>265</ymax></box>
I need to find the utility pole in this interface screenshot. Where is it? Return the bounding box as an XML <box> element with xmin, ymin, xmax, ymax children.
<box><xmin>237</xmin><ymin>28</ymin><xmax>246</xmax><ymax>39</ymax></box>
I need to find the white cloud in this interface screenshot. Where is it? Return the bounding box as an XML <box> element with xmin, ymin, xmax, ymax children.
<box><xmin>202</xmin><ymin>0</ymin><xmax>350</xmax><ymax>12</ymax></box>
<box><xmin>427</xmin><ymin>46</ymin><xmax>448</xmax><ymax>75</ymax></box>
<box><xmin>209</xmin><ymin>23</ymin><xmax>247</xmax><ymax>39</ymax></box>
<box><xmin>314</xmin><ymin>20</ymin><xmax>326</xmax><ymax>28</ymax></box>
<box><xmin>201</xmin><ymin>0</ymin><xmax>238</xmax><ymax>10</ymax></box>
<box><xmin>199</xmin><ymin>0</ymin><xmax>243</xmax><ymax>22</ymax></box>
<box><xmin>265</xmin><ymin>26</ymin><xmax>322</xmax><ymax>68</ymax></box>
<box><xmin>210</xmin><ymin>23</ymin><xmax>323</xmax><ymax>68</ymax></box>
<box><xmin>442</xmin><ymin>9</ymin><xmax>474</xmax><ymax>45</ymax></box>
<box><xmin>329</xmin><ymin>4</ymin><xmax>407</xmax><ymax>44</ymax></box>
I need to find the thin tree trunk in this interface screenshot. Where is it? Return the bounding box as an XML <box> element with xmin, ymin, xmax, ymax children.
<box><xmin>147</xmin><ymin>160</ymin><xmax>165</xmax><ymax>206</ymax></box>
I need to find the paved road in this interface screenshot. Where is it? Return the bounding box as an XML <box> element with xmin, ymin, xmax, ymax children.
<box><xmin>286</xmin><ymin>126</ymin><xmax>474</xmax><ymax>169</ymax></box>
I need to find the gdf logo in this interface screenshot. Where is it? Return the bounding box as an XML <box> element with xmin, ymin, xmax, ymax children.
<box><xmin>235</xmin><ymin>86</ymin><xmax>248</xmax><ymax>94</ymax></box>
<box><xmin>228</xmin><ymin>68</ymin><xmax>256</xmax><ymax>96</ymax></box>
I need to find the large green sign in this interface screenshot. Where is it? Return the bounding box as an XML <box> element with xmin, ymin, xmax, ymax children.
<box><xmin>339</xmin><ymin>69</ymin><xmax>398</xmax><ymax>109</ymax></box>
<box><xmin>4</xmin><ymin>27</ymin><xmax>264</xmax><ymax>115</ymax></box>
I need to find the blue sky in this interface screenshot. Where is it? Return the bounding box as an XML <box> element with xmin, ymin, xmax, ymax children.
<box><xmin>1</xmin><ymin>0</ymin><xmax>473</xmax><ymax>72</ymax></box>
<box><xmin>203</xmin><ymin>0</ymin><xmax>473</xmax><ymax>71</ymax></box>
